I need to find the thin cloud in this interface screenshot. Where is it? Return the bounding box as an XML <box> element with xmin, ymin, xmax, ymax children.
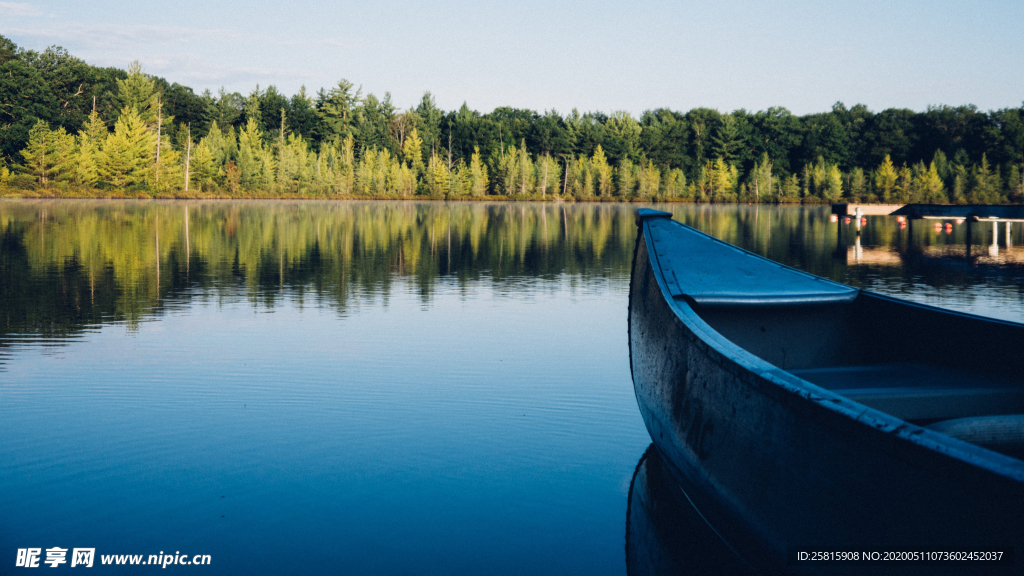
<box><xmin>0</xmin><ymin>2</ymin><xmax>45</xmax><ymax>17</ymax></box>
<box><xmin>4</xmin><ymin>22</ymin><xmax>245</xmax><ymax>50</ymax></box>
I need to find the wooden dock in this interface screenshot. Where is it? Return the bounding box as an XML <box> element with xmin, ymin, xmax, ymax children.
<box><xmin>831</xmin><ymin>203</ymin><xmax>904</xmax><ymax>216</ymax></box>
<box><xmin>890</xmin><ymin>204</ymin><xmax>1024</xmax><ymax>222</ymax></box>
<box><xmin>832</xmin><ymin>203</ymin><xmax>1024</xmax><ymax>222</ymax></box>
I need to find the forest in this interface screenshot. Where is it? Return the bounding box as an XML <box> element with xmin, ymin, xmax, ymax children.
<box><xmin>2</xmin><ymin>35</ymin><xmax>1023</xmax><ymax>203</ymax></box>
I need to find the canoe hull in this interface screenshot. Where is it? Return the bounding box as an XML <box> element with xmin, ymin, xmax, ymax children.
<box><xmin>628</xmin><ymin>217</ymin><xmax>1024</xmax><ymax>573</ymax></box>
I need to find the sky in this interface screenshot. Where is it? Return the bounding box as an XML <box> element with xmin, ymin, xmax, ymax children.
<box><xmin>1</xmin><ymin>0</ymin><xmax>1022</xmax><ymax>116</ymax></box>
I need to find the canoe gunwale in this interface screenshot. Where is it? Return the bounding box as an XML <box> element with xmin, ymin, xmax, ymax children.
<box><xmin>632</xmin><ymin>211</ymin><xmax>1024</xmax><ymax>484</ymax></box>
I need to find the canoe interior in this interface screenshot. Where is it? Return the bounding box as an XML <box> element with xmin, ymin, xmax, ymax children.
<box><xmin>694</xmin><ymin>297</ymin><xmax>1024</xmax><ymax>444</ymax></box>
<box><xmin>660</xmin><ymin>213</ymin><xmax>1024</xmax><ymax>458</ymax></box>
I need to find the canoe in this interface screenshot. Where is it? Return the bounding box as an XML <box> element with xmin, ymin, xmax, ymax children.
<box><xmin>628</xmin><ymin>209</ymin><xmax>1024</xmax><ymax>574</ymax></box>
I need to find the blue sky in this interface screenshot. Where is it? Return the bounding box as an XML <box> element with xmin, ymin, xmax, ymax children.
<box><xmin>2</xmin><ymin>0</ymin><xmax>1022</xmax><ymax>115</ymax></box>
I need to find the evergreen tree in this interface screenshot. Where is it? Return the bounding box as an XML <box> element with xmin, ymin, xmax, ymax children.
<box><xmin>917</xmin><ymin>161</ymin><xmax>945</xmax><ymax>202</ymax></box>
<box><xmin>318</xmin><ymin>79</ymin><xmax>361</xmax><ymax>142</ymax></box>
<box><xmin>19</xmin><ymin>120</ymin><xmax>58</xmax><ymax>185</ymax></box>
<box><xmin>970</xmin><ymin>154</ymin><xmax>995</xmax><ymax>203</ymax></box>
<box><xmin>748</xmin><ymin>152</ymin><xmax>773</xmax><ymax>200</ymax></box>
<box><xmin>711</xmin><ymin>157</ymin><xmax>738</xmax><ymax>200</ymax></box>
<box><xmin>468</xmin><ymin>147</ymin><xmax>488</xmax><ymax>197</ymax></box>
<box><xmin>896</xmin><ymin>164</ymin><xmax>912</xmax><ymax>202</ymax></box>
<box><xmin>663</xmin><ymin>168</ymin><xmax>687</xmax><ymax>198</ymax></box>
<box><xmin>535</xmin><ymin>153</ymin><xmax>560</xmax><ymax>198</ymax></box>
<box><xmin>591</xmin><ymin>145</ymin><xmax>613</xmax><ymax>196</ymax></box>
<box><xmin>402</xmin><ymin>128</ymin><xmax>425</xmax><ymax>174</ymax></box>
<box><xmin>236</xmin><ymin>118</ymin><xmax>265</xmax><ymax>186</ymax></box>
<box><xmin>75</xmin><ymin>133</ymin><xmax>99</xmax><ymax>187</ymax></box>
<box><xmin>849</xmin><ymin>168</ymin><xmax>867</xmax><ymax>200</ymax></box>
<box><xmin>117</xmin><ymin>61</ymin><xmax>157</xmax><ymax>121</ymax></box>
<box><xmin>824</xmin><ymin>163</ymin><xmax>843</xmax><ymax>201</ymax></box>
<box><xmin>712</xmin><ymin>115</ymin><xmax>743</xmax><ymax>163</ymax></box>
<box><xmin>637</xmin><ymin>161</ymin><xmax>661</xmax><ymax>198</ymax></box>
<box><xmin>1008</xmin><ymin>163</ymin><xmax>1024</xmax><ymax>203</ymax></box>
<box><xmin>781</xmin><ymin>173</ymin><xmax>800</xmax><ymax>202</ymax></box>
<box><xmin>874</xmin><ymin>155</ymin><xmax>898</xmax><ymax>202</ymax></box>
<box><xmin>97</xmin><ymin>107</ymin><xmax>152</xmax><ymax>187</ymax></box>
<box><xmin>202</xmin><ymin>121</ymin><xmax>236</xmax><ymax>166</ymax></box>
<box><xmin>189</xmin><ymin>140</ymin><xmax>217</xmax><ymax>191</ymax></box>
<box><xmin>617</xmin><ymin>158</ymin><xmax>637</xmax><ymax>197</ymax></box>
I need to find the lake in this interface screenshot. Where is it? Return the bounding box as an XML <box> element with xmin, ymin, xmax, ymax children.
<box><xmin>3</xmin><ymin>200</ymin><xmax>1024</xmax><ymax>574</ymax></box>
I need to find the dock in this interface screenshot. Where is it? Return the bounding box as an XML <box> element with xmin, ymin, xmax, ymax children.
<box><xmin>831</xmin><ymin>204</ymin><xmax>904</xmax><ymax>216</ymax></box>
<box><xmin>832</xmin><ymin>203</ymin><xmax>1024</xmax><ymax>222</ymax></box>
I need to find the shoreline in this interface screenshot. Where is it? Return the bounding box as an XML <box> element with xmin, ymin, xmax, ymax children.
<box><xmin>0</xmin><ymin>188</ymin><xmax>854</xmax><ymax>205</ymax></box>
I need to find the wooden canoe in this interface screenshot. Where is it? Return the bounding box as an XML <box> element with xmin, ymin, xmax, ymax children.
<box><xmin>629</xmin><ymin>209</ymin><xmax>1024</xmax><ymax>574</ymax></box>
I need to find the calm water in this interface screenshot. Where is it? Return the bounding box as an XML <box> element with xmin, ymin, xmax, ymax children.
<box><xmin>3</xmin><ymin>200</ymin><xmax>1024</xmax><ymax>574</ymax></box>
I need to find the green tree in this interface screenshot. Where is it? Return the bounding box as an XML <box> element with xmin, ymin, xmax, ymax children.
<box><xmin>917</xmin><ymin>161</ymin><xmax>945</xmax><ymax>202</ymax></box>
<box><xmin>823</xmin><ymin>163</ymin><xmax>843</xmax><ymax>201</ymax></box>
<box><xmin>663</xmin><ymin>168</ymin><xmax>687</xmax><ymax>198</ymax></box>
<box><xmin>468</xmin><ymin>147</ymin><xmax>488</xmax><ymax>197</ymax></box>
<box><xmin>189</xmin><ymin>140</ymin><xmax>217</xmax><ymax>191</ymax></box>
<box><xmin>117</xmin><ymin>61</ymin><xmax>158</xmax><ymax>121</ymax></box>
<box><xmin>712</xmin><ymin>114</ymin><xmax>743</xmax><ymax>163</ymax></box>
<box><xmin>747</xmin><ymin>152</ymin><xmax>773</xmax><ymax>200</ymax></box>
<box><xmin>874</xmin><ymin>154</ymin><xmax>898</xmax><ymax>201</ymax></box>
<box><xmin>18</xmin><ymin>120</ymin><xmax>64</xmax><ymax>185</ymax></box>
<box><xmin>849</xmin><ymin>167</ymin><xmax>867</xmax><ymax>200</ymax></box>
<box><xmin>97</xmin><ymin>107</ymin><xmax>152</xmax><ymax>187</ymax></box>
<box><xmin>236</xmin><ymin>118</ymin><xmax>265</xmax><ymax>186</ymax></box>
<box><xmin>637</xmin><ymin>160</ymin><xmax>661</xmax><ymax>198</ymax></box>
<box><xmin>317</xmin><ymin>79</ymin><xmax>361</xmax><ymax>142</ymax></box>
<box><xmin>591</xmin><ymin>145</ymin><xmax>613</xmax><ymax>196</ymax></box>
<box><xmin>535</xmin><ymin>153</ymin><xmax>560</xmax><ymax>198</ymax></box>
<box><xmin>617</xmin><ymin>158</ymin><xmax>637</xmax><ymax>197</ymax></box>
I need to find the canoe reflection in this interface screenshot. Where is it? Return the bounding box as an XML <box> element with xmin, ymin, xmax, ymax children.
<box><xmin>626</xmin><ymin>444</ymin><xmax>754</xmax><ymax>576</ymax></box>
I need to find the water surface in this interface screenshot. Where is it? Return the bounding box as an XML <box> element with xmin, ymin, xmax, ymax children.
<box><xmin>3</xmin><ymin>201</ymin><xmax>1024</xmax><ymax>574</ymax></box>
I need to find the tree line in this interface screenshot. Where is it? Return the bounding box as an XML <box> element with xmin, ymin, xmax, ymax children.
<box><xmin>2</xmin><ymin>35</ymin><xmax>1023</xmax><ymax>203</ymax></box>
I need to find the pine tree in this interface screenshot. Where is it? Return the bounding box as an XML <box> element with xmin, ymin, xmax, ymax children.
<box><xmin>748</xmin><ymin>152</ymin><xmax>773</xmax><ymax>200</ymax></box>
<box><xmin>637</xmin><ymin>160</ymin><xmax>661</xmax><ymax>198</ymax></box>
<box><xmin>426</xmin><ymin>150</ymin><xmax>449</xmax><ymax>196</ymax></box>
<box><xmin>402</xmin><ymin>128</ymin><xmax>425</xmax><ymax>174</ymax></box>
<box><xmin>534</xmin><ymin>154</ymin><xmax>560</xmax><ymax>198</ymax></box>
<box><xmin>236</xmin><ymin>118</ymin><xmax>265</xmax><ymax>186</ymax></box>
<box><xmin>874</xmin><ymin>155</ymin><xmax>898</xmax><ymax>202</ymax></box>
<box><xmin>515</xmin><ymin>140</ymin><xmax>534</xmax><ymax>195</ymax></box>
<box><xmin>75</xmin><ymin>134</ymin><xmax>99</xmax><ymax>187</ymax></box>
<box><xmin>617</xmin><ymin>158</ymin><xmax>637</xmax><ymax>197</ymax></box>
<box><xmin>117</xmin><ymin>61</ymin><xmax>158</xmax><ymax>123</ymax></box>
<box><xmin>849</xmin><ymin>168</ymin><xmax>867</xmax><ymax>200</ymax></box>
<box><xmin>468</xmin><ymin>147</ymin><xmax>487</xmax><ymax>197</ymax></box>
<box><xmin>712</xmin><ymin>157</ymin><xmax>737</xmax><ymax>200</ymax></box>
<box><xmin>591</xmin><ymin>145</ymin><xmax>613</xmax><ymax>196</ymax></box>
<box><xmin>711</xmin><ymin>115</ymin><xmax>742</xmax><ymax>163</ymax></box>
<box><xmin>203</xmin><ymin>122</ymin><xmax>236</xmax><ymax>166</ymax></box>
<box><xmin>1008</xmin><ymin>163</ymin><xmax>1023</xmax><ymax>203</ymax></box>
<box><xmin>824</xmin><ymin>163</ymin><xmax>843</xmax><ymax>201</ymax></box>
<box><xmin>661</xmin><ymin>169</ymin><xmax>684</xmax><ymax>198</ymax></box>
<box><xmin>19</xmin><ymin>120</ymin><xmax>56</xmax><ymax>186</ymax></box>
<box><xmin>781</xmin><ymin>173</ymin><xmax>800</xmax><ymax>202</ymax></box>
<box><xmin>189</xmin><ymin>140</ymin><xmax>217</xmax><ymax>191</ymax></box>
<box><xmin>97</xmin><ymin>107</ymin><xmax>153</xmax><ymax>188</ymax></box>
<box><xmin>918</xmin><ymin>161</ymin><xmax>945</xmax><ymax>202</ymax></box>
<box><xmin>970</xmin><ymin>154</ymin><xmax>995</xmax><ymax>203</ymax></box>
<box><xmin>19</xmin><ymin>121</ymin><xmax>75</xmax><ymax>185</ymax></box>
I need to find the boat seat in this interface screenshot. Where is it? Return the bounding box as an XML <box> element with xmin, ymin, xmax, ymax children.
<box><xmin>791</xmin><ymin>364</ymin><xmax>1024</xmax><ymax>421</ymax></box>
<box><xmin>927</xmin><ymin>415</ymin><xmax>1024</xmax><ymax>460</ymax></box>
<box><xmin>838</xmin><ymin>388</ymin><xmax>1024</xmax><ymax>421</ymax></box>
